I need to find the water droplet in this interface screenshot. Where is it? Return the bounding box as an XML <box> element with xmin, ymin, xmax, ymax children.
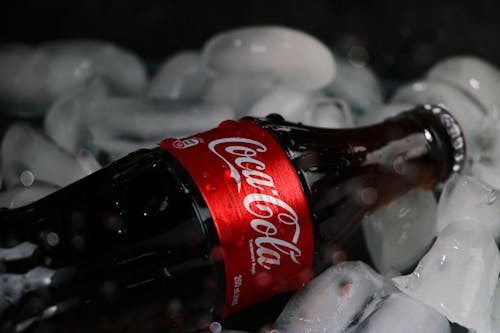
<box><xmin>205</xmin><ymin>183</ymin><xmax>217</xmax><ymax>193</ymax></box>
<box><xmin>19</xmin><ymin>170</ymin><xmax>35</xmax><ymax>187</ymax></box>
<box><xmin>255</xmin><ymin>271</ymin><xmax>272</xmax><ymax>287</ymax></box>
<box><xmin>159</xmin><ymin>197</ymin><xmax>169</xmax><ymax>211</ymax></box>
<box><xmin>209</xmin><ymin>321</ymin><xmax>222</xmax><ymax>333</ymax></box>
<box><xmin>45</xmin><ymin>232</ymin><xmax>60</xmax><ymax>247</ymax></box>
<box><xmin>203</xmin><ymin>171</ymin><xmax>210</xmax><ymax>178</ymax></box>
<box><xmin>469</xmin><ymin>78</ymin><xmax>480</xmax><ymax>90</ymax></box>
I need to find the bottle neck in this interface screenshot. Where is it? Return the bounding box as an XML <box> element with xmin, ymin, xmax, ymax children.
<box><xmin>252</xmin><ymin>106</ymin><xmax>463</xmax><ymax>258</ymax></box>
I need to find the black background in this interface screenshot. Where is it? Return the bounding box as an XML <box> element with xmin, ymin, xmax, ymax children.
<box><xmin>1</xmin><ymin>0</ymin><xmax>499</xmax><ymax>79</ymax></box>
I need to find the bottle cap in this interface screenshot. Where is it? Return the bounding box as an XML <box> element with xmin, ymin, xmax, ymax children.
<box><xmin>422</xmin><ymin>104</ymin><xmax>467</xmax><ymax>174</ymax></box>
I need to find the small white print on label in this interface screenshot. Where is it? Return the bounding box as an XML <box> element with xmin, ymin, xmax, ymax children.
<box><xmin>172</xmin><ymin>138</ymin><xmax>202</xmax><ymax>149</ymax></box>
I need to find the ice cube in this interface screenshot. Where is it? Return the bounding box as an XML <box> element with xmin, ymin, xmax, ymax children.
<box><xmin>346</xmin><ymin>292</ymin><xmax>450</xmax><ymax>333</ymax></box>
<box><xmin>426</xmin><ymin>56</ymin><xmax>500</xmax><ymax>118</ymax></box>
<box><xmin>87</xmin><ymin>98</ymin><xmax>235</xmax><ymax>159</ymax></box>
<box><xmin>357</xmin><ymin>103</ymin><xmax>414</xmax><ymax>126</ymax></box>
<box><xmin>393</xmin><ymin>222</ymin><xmax>500</xmax><ymax>333</ymax></box>
<box><xmin>0</xmin><ymin>182</ymin><xmax>59</xmax><ymax>209</ymax></box>
<box><xmin>1</xmin><ymin>124</ymin><xmax>96</xmax><ymax>188</ymax></box>
<box><xmin>274</xmin><ymin>261</ymin><xmax>384</xmax><ymax>333</ymax></box>
<box><xmin>201</xmin><ymin>26</ymin><xmax>335</xmax><ymax>91</ymax></box>
<box><xmin>0</xmin><ymin>41</ymin><xmax>146</xmax><ymax>117</ymax></box>
<box><xmin>391</xmin><ymin>80</ymin><xmax>490</xmax><ymax>159</ymax></box>
<box><xmin>362</xmin><ymin>189</ymin><xmax>438</xmax><ymax>274</ymax></box>
<box><xmin>470</xmin><ymin>133</ymin><xmax>500</xmax><ymax>191</ymax></box>
<box><xmin>492</xmin><ymin>280</ymin><xmax>500</xmax><ymax>333</ymax></box>
<box><xmin>44</xmin><ymin>78</ymin><xmax>108</xmax><ymax>155</ymax></box>
<box><xmin>324</xmin><ymin>54</ymin><xmax>383</xmax><ymax>118</ymax></box>
<box><xmin>148</xmin><ymin>51</ymin><xmax>209</xmax><ymax>100</ymax></box>
<box><xmin>0</xmin><ymin>45</ymin><xmax>56</xmax><ymax>116</ymax></box>
<box><xmin>203</xmin><ymin>76</ymin><xmax>274</xmax><ymax>116</ymax></box>
<box><xmin>42</xmin><ymin>40</ymin><xmax>147</xmax><ymax>95</ymax></box>
<box><xmin>248</xmin><ymin>88</ymin><xmax>354</xmax><ymax>128</ymax></box>
<box><xmin>436</xmin><ymin>174</ymin><xmax>500</xmax><ymax>241</ymax></box>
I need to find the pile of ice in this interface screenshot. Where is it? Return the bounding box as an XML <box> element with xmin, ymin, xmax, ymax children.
<box><xmin>1</xmin><ymin>26</ymin><xmax>500</xmax><ymax>333</ymax></box>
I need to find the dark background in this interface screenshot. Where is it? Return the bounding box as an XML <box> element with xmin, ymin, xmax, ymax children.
<box><xmin>0</xmin><ymin>0</ymin><xmax>499</xmax><ymax>79</ymax></box>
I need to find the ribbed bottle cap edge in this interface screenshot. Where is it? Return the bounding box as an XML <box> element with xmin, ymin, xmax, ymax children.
<box><xmin>423</xmin><ymin>104</ymin><xmax>466</xmax><ymax>173</ymax></box>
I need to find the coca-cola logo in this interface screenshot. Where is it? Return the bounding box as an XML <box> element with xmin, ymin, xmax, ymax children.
<box><xmin>208</xmin><ymin>138</ymin><xmax>302</xmax><ymax>270</ymax></box>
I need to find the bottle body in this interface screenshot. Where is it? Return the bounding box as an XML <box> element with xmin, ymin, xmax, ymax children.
<box><xmin>0</xmin><ymin>105</ymin><xmax>464</xmax><ymax>333</ymax></box>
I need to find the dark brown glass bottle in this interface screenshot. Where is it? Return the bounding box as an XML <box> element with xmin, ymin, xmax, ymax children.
<box><xmin>0</xmin><ymin>105</ymin><xmax>465</xmax><ymax>333</ymax></box>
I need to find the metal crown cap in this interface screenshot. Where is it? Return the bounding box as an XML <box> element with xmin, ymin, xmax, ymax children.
<box><xmin>423</xmin><ymin>104</ymin><xmax>466</xmax><ymax>173</ymax></box>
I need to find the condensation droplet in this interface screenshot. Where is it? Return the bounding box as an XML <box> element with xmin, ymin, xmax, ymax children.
<box><xmin>19</xmin><ymin>170</ymin><xmax>35</xmax><ymax>187</ymax></box>
<box><xmin>255</xmin><ymin>271</ymin><xmax>272</xmax><ymax>287</ymax></box>
<box><xmin>46</xmin><ymin>232</ymin><xmax>60</xmax><ymax>247</ymax></box>
<box><xmin>209</xmin><ymin>321</ymin><xmax>222</xmax><ymax>333</ymax></box>
<box><xmin>205</xmin><ymin>183</ymin><xmax>217</xmax><ymax>193</ymax></box>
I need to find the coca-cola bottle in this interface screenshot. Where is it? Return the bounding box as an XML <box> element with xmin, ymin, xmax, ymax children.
<box><xmin>0</xmin><ymin>105</ymin><xmax>465</xmax><ymax>333</ymax></box>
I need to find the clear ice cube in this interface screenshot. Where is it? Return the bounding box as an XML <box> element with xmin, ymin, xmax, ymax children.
<box><xmin>393</xmin><ymin>222</ymin><xmax>500</xmax><ymax>333</ymax></box>
<box><xmin>437</xmin><ymin>174</ymin><xmax>500</xmax><ymax>241</ymax></box>
<box><xmin>346</xmin><ymin>292</ymin><xmax>451</xmax><ymax>333</ymax></box>
<box><xmin>362</xmin><ymin>189</ymin><xmax>438</xmax><ymax>274</ymax></box>
<box><xmin>274</xmin><ymin>261</ymin><xmax>384</xmax><ymax>333</ymax></box>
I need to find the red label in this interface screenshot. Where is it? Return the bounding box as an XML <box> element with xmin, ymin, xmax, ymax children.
<box><xmin>160</xmin><ymin>119</ymin><xmax>314</xmax><ymax>316</ymax></box>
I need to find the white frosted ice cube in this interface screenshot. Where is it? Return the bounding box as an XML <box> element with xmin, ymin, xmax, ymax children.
<box><xmin>202</xmin><ymin>26</ymin><xmax>335</xmax><ymax>91</ymax></box>
<box><xmin>148</xmin><ymin>51</ymin><xmax>209</xmax><ymax>100</ymax></box>
<box><xmin>0</xmin><ymin>41</ymin><xmax>146</xmax><ymax>117</ymax></box>
<box><xmin>347</xmin><ymin>293</ymin><xmax>450</xmax><ymax>333</ymax></box>
<box><xmin>42</xmin><ymin>40</ymin><xmax>147</xmax><ymax>95</ymax></box>
<box><xmin>437</xmin><ymin>174</ymin><xmax>500</xmax><ymax>241</ymax></box>
<box><xmin>249</xmin><ymin>88</ymin><xmax>353</xmax><ymax>128</ymax></box>
<box><xmin>325</xmin><ymin>54</ymin><xmax>383</xmax><ymax>117</ymax></box>
<box><xmin>203</xmin><ymin>76</ymin><xmax>274</xmax><ymax>115</ymax></box>
<box><xmin>393</xmin><ymin>222</ymin><xmax>500</xmax><ymax>333</ymax></box>
<box><xmin>1</xmin><ymin>124</ymin><xmax>95</xmax><ymax>188</ymax></box>
<box><xmin>357</xmin><ymin>103</ymin><xmax>414</xmax><ymax>126</ymax></box>
<box><xmin>470</xmin><ymin>133</ymin><xmax>500</xmax><ymax>191</ymax></box>
<box><xmin>44</xmin><ymin>78</ymin><xmax>108</xmax><ymax>155</ymax></box>
<box><xmin>362</xmin><ymin>189</ymin><xmax>438</xmax><ymax>274</ymax></box>
<box><xmin>88</xmin><ymin>98</ymin><xmax>235</xmax><ymax>159</ymax></box>
<box><xmin>0</xmin><ymin>182</ymin><xmax>59</xmax><ymax>209</ymax></box>
<box><xmin>492</xmin><ymin>280</ymin><xmax>500</xmax><ymax>333</ymax></box>
<box><xmin>274</xmin><ymin>261</ymin><xmax>384</xmax><ymax>333</ymax></box>
<box><xmin>426</xmin><ymin>56</ymin><xmax>500</xmax><ymax>118</ymax></box>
